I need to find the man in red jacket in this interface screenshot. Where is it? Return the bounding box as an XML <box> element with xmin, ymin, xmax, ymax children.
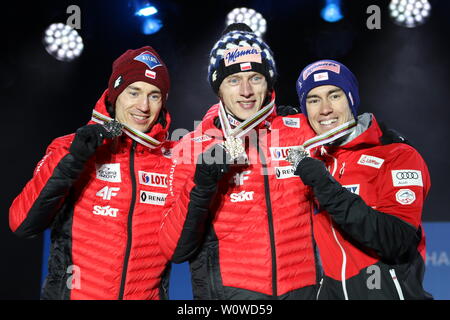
<box><xmin>9</xmin><ymin>46</ymin><xmax>173</xmax><ymax>300</ymax></box>
<box><xmin>159</xmin><ymin>23</ymin><xmax>320</xmax><ymax>299</ymax></box>
<box><xmin>290</xmin><ymin>59</ymin><xmax>433</xmax><ymax>299</ymax></box>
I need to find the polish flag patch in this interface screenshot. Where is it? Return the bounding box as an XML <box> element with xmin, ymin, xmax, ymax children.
<box><xmin>314</xmin><ymin>72</ymin><xmax>329</xmax><ymax>82</ymax></box>
<box><xmin>240</xmin><ymin>62</ymin><xmax>252</xmax><ymax>71</ymax></box>
<box><xmin>145</xmin><ymin>69</ymin><xmax>156</xmax><ymax>79</ymax></box>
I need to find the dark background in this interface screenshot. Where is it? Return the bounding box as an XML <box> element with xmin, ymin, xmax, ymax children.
<box><xmin>1</xmin><ymin>0</ymin><xmax>449</xmax><ymax>299</ymax></box>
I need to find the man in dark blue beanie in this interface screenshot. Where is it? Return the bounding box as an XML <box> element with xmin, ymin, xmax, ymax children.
<box><xmin>296</xmin><ymin>59</ymin><xmax>359</xmax><ymax>119</ymax></box>
<box><xmin>288</xmin><ymin>59</ymin><xmax>433</xmax><ymax>300</ymax></box>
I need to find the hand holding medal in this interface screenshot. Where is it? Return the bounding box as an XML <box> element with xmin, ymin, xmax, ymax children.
<box><xmin>102</xmin><ymin>119</ymin><xmax>124</xmax><ymax>139</ymax></box>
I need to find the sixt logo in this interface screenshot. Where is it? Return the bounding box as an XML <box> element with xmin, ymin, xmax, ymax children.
<box><xmin>134</xmin><ymin>51</ymin><xmax>162</xmax><ymax>69</ymax></box>
<box><xmin>230</xmin><ymin>191</ymin><xmax>254</xmax><ymax>203</ymax></box>
<box><xmin>92</xmin><ymin>205</ymin><xmax>119</xmax><ymax>218</ymax></box>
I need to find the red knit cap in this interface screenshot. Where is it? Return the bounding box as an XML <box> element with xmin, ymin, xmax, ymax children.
<box><xmin>107</xmin><ymin>46</ymin><xmax>170</xmax><ymax>107</ymax></box>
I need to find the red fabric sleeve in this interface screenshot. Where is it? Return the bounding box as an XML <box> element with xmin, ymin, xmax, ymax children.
<box><xmin>159</xmin><ymin>135</ymin><xmax>198</xmax><ymax>260</ymax></box>
<box><xmin>9</xmin><ymin>135</ymin><xmax>73</xmax><ymax>232</ymax></box>
<box><xmin>376</xmin><ymin>144</ymin><xmax>431</xmax><ymax>228</ymax></box>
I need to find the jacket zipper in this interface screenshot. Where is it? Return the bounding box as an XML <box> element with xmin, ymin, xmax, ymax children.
<box><xmin>256</xmin><ymin>139</ymin><xmax>278</xmax><ymax>297</ymax></box>
<box><xmin>326</xmin><ymin>151</ymin><xmax>349</xmax><ymax>300</ymax></box>
<box><xmin>118</xmin><ymin>141</ymin><xmax>137</xmax><ymax>300</ymax></box>
<box><xmin>208</xmin><ymin>254</ymin><xmax>218</xmax><ymax>299</ymax></box>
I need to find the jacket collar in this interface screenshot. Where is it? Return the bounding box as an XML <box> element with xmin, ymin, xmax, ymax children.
<box><xmin>326</xmin><ymin>113</ymin><xmax>382</xmax><ymax>152</ymax></box>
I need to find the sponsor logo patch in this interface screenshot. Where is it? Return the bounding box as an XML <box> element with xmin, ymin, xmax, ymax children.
<box><xmin>114</xmin><ymin>76</ymin><xmax>122</xmax><ymax>88</ymax></box>
<box><xmin>96</xmin><ymin>186</ymin><xmax>120</xmax><ymax>200</ymax></box>
<box><xmin>191</xmin><ymin>134</ymin><xmax>213</xmax><ymax>143</ymax></box>
<box><xmin>230</xmin><ymin>191</ymin><xmax>254</xmax><ymax>203</ymax></box>
<box><xmin>302</xmin><ymin>61</ymin><xmax>341</xmax><ymax>80</ymax></box>
<box><xmin>396</xmin><ymin>189</ymin><xmax>416</xmax><ymax>205</ymax></box>
<box><xmin>138</xmin><ymin>171</ymin><xmax>168</xmax><ymax>188</ymax></box>
<box><xmin>96</xmin><ymin>163</ymin><xmax>121</xmax><ymax>183</ymax></box>
<box><xmin>134</xmin><ymin>51</ymin><xmax>163</xmax><ymax>69</ymax></box>
<box><xmin>275</xmin><ymin>166</ymin><xmax>295</xmax><ymax>179</ymax></box>
<box><xmin>282</xmin><ymin>117</ymin><xmax>300</xmax><ymax>128</ymax></box>
<box><xmin>139</xmin><ymin>191</ymin><xmax>167</xmax><ymax>206</ymax></box>
<box><xmin>92</xmin><ymin>205</ymin><xmax>119</xmax><ymax>217</ymax></box>
<box><xmin>343</xmin><ymin>184</ymin><xmax>360</xmax><ymax>195</ymax></box>
<box><xmin>357</xmin><ymin>155</ymin><xmax>384</xmax><ymax>169</ymax></box>
<box><xmin>223</xmin><ymin>46</ymin><xmax>262</xmax><ymax>66</ymax></box>
<box><xmin>391</xmin><ymin>170</ymin><xmax>423</xmax><ymax>187</ymax></box>
<box><xmin>232</xmin><ymin>170</ymin><xmax>251</xmax><ymax>186</ymax></box>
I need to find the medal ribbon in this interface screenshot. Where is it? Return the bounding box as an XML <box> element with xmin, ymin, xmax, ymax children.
<box><xmin>217</xmin><ymin>97</ymin><xmax>275</xmax><ymax>140</ymax></box>
<box><xmin>91</xmin><ymin>110</ymin><xmax>163</xmax><ymax>149</ymax></box>
<box><xmin>302</xmin><ymin>118</ymin><xmax>357</xmax><ymax>151</ymax></box>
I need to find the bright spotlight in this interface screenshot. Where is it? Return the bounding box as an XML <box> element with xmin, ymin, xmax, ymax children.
<box><xmin>226</xmin><ymin>7</ymin><xmax>267</xmax><ymax>37</ymax></box>
<box><xmin>389</xmin><ymin>0</ymin><xmax>431</xmax><ymax>28</ymax></box>
<box><xmin>43</xmin><ymin>23</ymin><xmax>84</xmax><ymax>62</ymax></box>
<box><xmin>321</xmin><ymin>0</ymin><xmax>344</xmax><ymax>23</ymax></box>
<box><xmin>133</xmin><ymin>1</ymin><xmax>163</xmax><ymax>35</ymax></box>
<box><xmin>135</xmin><ymin>5</ymin><xmax>158</xmax><ymax>17</ymax></box>
<box><xmin>142</xmin><ymin>18</ymin><xmax>163</xmax><ymax>35</ymax></box>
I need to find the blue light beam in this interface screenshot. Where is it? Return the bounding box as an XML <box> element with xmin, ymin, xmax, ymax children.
<box><xmin>321</xmin><ymin>0</ymin><xmax>344</xmax><ymax>23</ymax></box>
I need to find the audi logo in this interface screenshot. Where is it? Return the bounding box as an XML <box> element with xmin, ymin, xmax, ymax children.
<box><xmin>396</xmin><ymin>172</ymin><xmax>419</xmax><ymax>179</ymax></box>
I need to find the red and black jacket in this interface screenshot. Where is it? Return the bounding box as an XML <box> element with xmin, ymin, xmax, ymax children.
<box><xmin>160</xmin><ymin>96</ymin><xmax>321</xmax><ymax>299</ymax></box>
<box><xmin>310</xmin><ymin>113</ymin><xmax>433</xmax><ymax>300</ymax></box>
<box><xmin>9</xmin><ymin>90</ymin><xmax>174</xmax><ymax>300</ymax></box>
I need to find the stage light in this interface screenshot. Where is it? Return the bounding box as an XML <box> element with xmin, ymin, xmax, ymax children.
<box><xmin>43</xmin><ymin>23</ymin><xmax>83</xmax><ymax>62</ymax></box>
<box><xmin>142</xmin><ymin>18</ymin><xmax>163</xmax><ymax>35</ymax></box>
<box><xmin>135</xmin><ymin>5</ymin><xmax>158</xmax><ymax>17</ymax></box>
<box><xmin>226</xmin><ymin>7</ymin><xmax>267</xmax><ymax>37</ymax></box>
<box><xmin>321</xmin><ymin>0</ymin><xmax>344</xmax><ymax>23</ymax></box>
<box><xmin>132</xmin><ymin>1</ymin><xmax>163</xmax><ymax>35</ymax></box>
<box><xmin>389</xmin><ymin>0</ymin><xmax>431</xmax><ymax>28</ymax></box>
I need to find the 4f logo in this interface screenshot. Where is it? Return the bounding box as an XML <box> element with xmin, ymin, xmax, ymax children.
<box><xmin>232</xmin><ymin>171</ymin><xmax>251</xmax><ymax>186</ymax></box>
<box><xmin>96</xmin><ymin>186</ymin><xmax>120</xmax><ymax>200</ymax></box>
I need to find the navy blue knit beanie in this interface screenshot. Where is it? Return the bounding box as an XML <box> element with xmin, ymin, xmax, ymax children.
<box><xmin>296</xmin><ymin>60</ymin><xmax>360</xmax><ymax>118</ymax></box>
<box><xmin>208</xmin><ymin>23</ymin><xmax>277</xmax><ymax>94</ymax></box>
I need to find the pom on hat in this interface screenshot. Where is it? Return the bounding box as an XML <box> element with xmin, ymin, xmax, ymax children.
<box><xmin>296</xmin><ymin>60</ymin><xmax>360</xmax><ymax>118</ymax></box>
<box><xmin>107</xmin><ymin>46</ymin><xmax>170</xmax><ymax>111</ymax></box>
<box><xmin>207</xmin><ymin>23</ymin><xmax>277</xmax><ymax>94</ymax></box>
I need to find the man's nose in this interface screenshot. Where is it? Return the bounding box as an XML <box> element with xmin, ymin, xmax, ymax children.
<box><xmin>319</xmin><ymin>99</ymin><xmax>333</xmax><ymax>115</ymax></box>
<box><xmin>136</xmin><ymin>97</ymin><xmax>150</xmax><ymax>112</ymax></box>
<box><xmin>240</xmin><ymin>80</ymin><xmax>254</xmax><ymax>98</ymax></box>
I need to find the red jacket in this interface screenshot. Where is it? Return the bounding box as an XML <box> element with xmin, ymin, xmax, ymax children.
<box><xmin>312</xmin><ymin>113</ymin><xmax>432</xmax><ymax>299</ymax></box>
<box><xmin>9</xmin><ymin>90</ymin><xmax>173</xmax><ymax>300</ymax></box>
<box><xmin>160</xmin><ymin>96</ymin><xmax>320</xmax><ymax>299</ymax></box>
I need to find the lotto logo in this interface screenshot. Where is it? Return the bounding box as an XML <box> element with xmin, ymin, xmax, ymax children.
<box><xmin>138</xmin><ymin>171</ymin><xmax>168</xmax><ymax>188</ymax></box>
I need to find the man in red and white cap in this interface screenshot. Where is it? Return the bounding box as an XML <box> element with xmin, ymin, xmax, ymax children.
<box><xmin>9</xmin><ymin>46</ymin><xmax>174</xmax><ymax>300</ymax></box>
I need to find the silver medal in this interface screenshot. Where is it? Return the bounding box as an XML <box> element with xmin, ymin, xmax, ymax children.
<box><xmin>286</xmin><ymin>146</ymin><xmax>309</xmax><ymax>169</ymax></box>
